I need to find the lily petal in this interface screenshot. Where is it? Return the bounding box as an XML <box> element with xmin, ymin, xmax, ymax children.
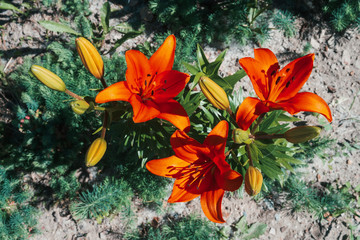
<box><xmin>204</xmin><ymin>120</ymin><xmax>228</xmax><ymax>152</ymax></box>
<box><xmin>200</xmin><ymin>188</ymin><xmax>225</xmax><ymax>223</ymax></box>
<box><xmin>239</xmin><ymin>57</ymin><xmax>268</xmax><ymax>101</ymax></box>
<box><xmin>270</xmin><ymin>53</ymin><xmax>315</xmax><ymax>102</ymax></box>
<box><xmin>153</xmin><ymin>70</ymin><xmax>190</xmax><ymax>102</ymax></box>
<box><xmin>217</xmin><ymin>169</ymin><xmax>243</xmax><ymax>192</ymax></box>
<box><xmin>170</xmin><ymin>129</ymin><xmax>203</xmax><ymax>162</ymax></box>
<box><xmin>150</xmin><ymin>35</ymin><xmax>176</xmax><ymax>74</ymax></box>
<box><xmin>125</xmin><ymin>50</ymin><xmax>152</xmax><ymax>91</ymax></box>
<box><xmin>274</xmin><ymin>92</ymin><xmax>332</xmax><ymax>122</ymax></box>
<box><xmin>235</xmin><ymin>97</ymin><xmax>270</xmax><ymax>130</ymax></box>
<box><xmin>146</xmin><ymin>156</ymin><xmax>188</xmax><ymax>178</ymax></box>
<box><xmin>157</xmin><ymin>99</ymin><xmax>190</xmax><ymax>132</ymax></box>
<box><xmin>95</xmin><ymin>81</ymin><xmax>132</xmax><ymax>103</ymax></box>
<box><xmin>168</xmin><ymin>178</ymin><xmax>200</xmax><ymax>203</ymax></box>
<box><xmin>129</xmin><ymin>94</ymin><xmax>160</xmax><ymax>123</ymax></box>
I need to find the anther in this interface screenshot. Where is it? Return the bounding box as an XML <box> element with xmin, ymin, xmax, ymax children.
<box><xmin>276</xmin><ymin>77</ymin><xmax>281</xmax><ymax>84</ymax></box>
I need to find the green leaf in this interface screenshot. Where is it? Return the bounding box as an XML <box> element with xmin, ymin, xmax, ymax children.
<box><xmin>223</xmin><ymin>69</ymin><xmax>246</xmax><ymax>88</ymax></box>
<box><xmin>0</xmin><ymin>1</ymin><xmax>22</xmax><ymax>13</ymax></box>
<box><xmin>248</xmin><ymin>143</ymin><xmax>262</xmax><ymax>164</ymax></box>
<box><xmin>191</xmin><ymin>71</ymin><xmax>205</xmax><ymax>90</ymax></box>
<box><xmin>196</xmin><ymin>44</ymin><xmax>209</xmax><ymax>71</ymax></box>
<box><xmin>199</xmin><ymin>105</ymin><xmax>214</xmax><ymax>124</ymax></box>
<box><xmin>277</xmin><ymin>112</ymin><xmax>301</xmax><ymax>122</ymax></box>
<box><xmin>242</xmin><ymin>222</ymin><xmax>267</xmax><ymax>240</ymax></box>
<box><xmin>100</xmin><ymin>2</ymin><xmax>110</xmax><ymax>34</ymax></box>
<box><xmin>354</xmin><ymin>184</ymin><xmax>360</xmax><ymax>192</ymax></box>
<box><xmin>258</xmin><ymin>111</ymin><xmax>282</xmax><ymax>132</ymax></box>
<box><xmin>276</xmin><ymin>158</ymin><xmax>294</xmax><ymax>172</ymax></box>
<box><xmin>182</xmin><ymin>61</ymin><xmax>200</xmax><ymax>75</ymax></box>
<box><xmin>235</xmin><ymin>216</ymin><xmax>248</xmax><ymax>232</ymax></box>
<box><xmin>108</xmin><ymin>31</ymin><xmax>143</xmax><ymax>54</ymax></box>
<box><xmin>38</xmin><ymin>20</ymin><xmax>81</xmax><ymax>36</ymax></box>
<box><xmin>259</xmin><ymin>157</ymin><xmax>282</xmax><ymax>180</ymax></box>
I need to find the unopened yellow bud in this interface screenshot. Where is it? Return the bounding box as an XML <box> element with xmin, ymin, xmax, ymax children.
<box><xmin>232</xmin><ymin>128</ymin><xmax>252</xmax><ymax>144</ymax></box>
<box><xmin>285</xmin><ymin>126</ymin><xmax>321</xmax><ymax>144</ymax></box>
<box><xmin>199</xmin><ymin>76</ymin><xmax>230</xmax><ymax>110</ymax></box>
<box><xmin>31</xmin><ymin>65</ymin><xmax>66</xmax><ymax>92</ymax></box>
<box><xmin>70</xmin><ymin>100</ymin><xmax>90</xmax><ymax>115</ymax></box>
<box><xmin>245</xmin><ymin>166</ymin><xmax>263</xmax><ymax>196</ymax></box>
<box><xmin>76</xmin><ymin>37</ymin><xmax>104</xmax><ymax>79</ymax></box>
<box><xmin>85</xmin><ymin>138</ymin><xmax>107</xmax><ymax>167</ymax></box>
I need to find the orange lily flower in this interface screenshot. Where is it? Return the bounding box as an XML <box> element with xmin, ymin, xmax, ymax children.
<box><xmin>146</xmin><ymin>120</ymin><xmax>243</xmax><ymax>223</ymax></box>
<box><xmin>95</xmin><ymin>35</ymin><xmax>190</xmax><ymax>132</ymax></box>
<box><xmin>236</xmin><ymin>48</ymin><xmax>332</xmax><ymax>130</ymax></box>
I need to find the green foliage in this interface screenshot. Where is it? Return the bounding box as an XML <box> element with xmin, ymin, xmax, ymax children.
<box><xmin>70</xmin><ymin>178</ymin><xmax>132</xmax><ymax>222</ymax></box>
<box><xmin>148</xmin><ymin>0</ymin><xmax>295</xmax><ymax>45</ymax></box>
<box><xmin>266</xmin><ymin>174</ymin><xmax>358</xmax><ymax>219</ymax></box>
<box><xmin>272</xmin><ymin>9</ymin><xmax>296</xmax><ymax>37</ymax></box>
<box><xmin>49</xmin><ymin>171</ymin><xmax>81</xmax><ymax>200</ymax></box>
<box><xmin>1</xmin><ymin>42</ymin><xmax>126</xmax><ymax>203</ymax></box>
<box><xmin>231</xmin><ymin>216</ymin><xmax>267</xmax><ymax>240</ymax></box>
<box><xmin>0</xmin><ymin>167</ymin><xmax>38</xmax><ymax>240</ymax></box>
<box><xmin>42</xmin><ymin>0</ymin><xmax>90</xmax><ymax>16</ymax></box>
<box><xmin>125</xmin><ymin>215</ymin><xmax>221</xmax><ymax>240</ymax></box>
<box><xmin>322</xmin><ymin>0</ymin><xmax>360</xmax><ymax>32</ymax></box>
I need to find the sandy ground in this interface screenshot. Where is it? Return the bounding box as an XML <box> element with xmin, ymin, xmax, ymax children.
<box><xmin>1</xmin><ymin>1</ymin><xmax>359</xmax><ymax>239</ymax></box>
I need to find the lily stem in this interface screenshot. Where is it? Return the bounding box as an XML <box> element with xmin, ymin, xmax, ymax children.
<box><xmin>101</xmin><ymin>111</ymin><xmax>108</xmax><ymax>139</ymax></box>
<box><xmin>65</xmin><ymin>89</ymin><xmax>82</xmax><ymax>100</ymax></box>
<box><xmin>245</xmin><ymin>144</ymin><xmax>253</xmax><ymax>167</ymax></box>
<box><xmin>254</xmin><ymin>133</ymin><xmax>284</xmax><ymax>140</ymax></box>
<box><xmin>100</xmin><ymin>77</ymin><xmax>108</xmax><ymax>89</ymax></box>
<box><xmin>251</xmin><ymin>113</ymin><xmax>266</xmax><ymax>135</ymax></box>
<box><xmin>226</xmin><ymin>107</ymin><xmax>238</xmax><ymax>126</ymax></box>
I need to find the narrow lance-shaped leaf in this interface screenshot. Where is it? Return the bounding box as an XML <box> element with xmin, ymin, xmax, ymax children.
<box><xmin>108</xmin><ymin>31</ymin><xmax>143</xmax><ymax>54</ymax></box>
<box><xmin>100</xmin><ymin>2</ymin><xmax>111</xmax><ymax>34</ymax></box>
<box><xmin>196</xmin><ymin>44</ymin><xmax>209</xmax><ymax>70</ymax></box>
<box><xmin>182</xmin><ymin>61</ymin><xmax>200</xmax><ymax>75</ymax></box>
<box><xmin>223</xmin><ymin>69</ymin><xmax>246</xmax><ymax>89</ymax></box>
<box><xmin>0</xmin><ymin>1</ymin><xmax>22</xmax><ymax>13</ymax></box>
<box><xmin>39</xmin><ymin>20</ymin><xmax>81</xmax><ymax>36</ymax></box>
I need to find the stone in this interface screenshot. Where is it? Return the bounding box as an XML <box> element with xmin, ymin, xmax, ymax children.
<box><xmin>342</xmin><ymin>50</ymin><xmax>351</xmax><ymax>65</ymax></box>
<box><xmin>269</xmin><ymin>227</ymin><xmax>276</xmax><ymax>235</ymax></box>
<box><xmin>311</xmin><ymin>37</ymin><xmax>320</xmax><ymax>49</ymax></box>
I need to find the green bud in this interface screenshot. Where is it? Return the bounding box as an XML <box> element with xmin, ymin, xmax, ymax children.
<box><xmin>232</xmin><ymin>128</ymin><xmax>252</xmax><ymax>144</ymax></box>
<box><xmin>70</xmin><ymin>100</ymin><xmax>90</xmax><ymax>115</ymax></box>
<box><xmin>285</xmin><ymin>126</ymin><xmax>321</xmax><ymax>144</ymax></box>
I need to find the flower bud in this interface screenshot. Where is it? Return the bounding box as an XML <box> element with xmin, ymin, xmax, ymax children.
<box><xmin>76</xmin><ymin>37</ymin><xmax>104</xmax><ymax>79</ymax></box>
<box><xmin>31</xmin><ymin>65</ymin><xmax>66</xmax><ymax>92</ymax></box>
<box><xmin>284</xmin><ymin>126</ymin><xmax>321</xmax><ymax>144</ymax></box>
<box><xmin>245</xmin><ymin>166</ymin><xmax>263</xmax><ymax>196</ymax></box>
<box><xmin>199</xmin><ymin>76</ymin><xmax>230</xmax><ymax>110</ymax></box>
<box><xmin>70</xmin><ymin>100</ymin><xmax>90</xmax><ymax>115</ymax></box>
<box><xmin>85</xmin><ymin>138</ymin><xmax>107</xmax><ymax>167</ymax></box>
<box><xmin>232</xmin><ymin>128</ymin><xmax>252</xmax><ymax>144</ymax></box>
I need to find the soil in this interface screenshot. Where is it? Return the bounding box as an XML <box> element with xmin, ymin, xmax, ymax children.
<box><xmin>1</xmin><ymin>1</ymin><xmax>359</xmax><ymax>240</ymax></box>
